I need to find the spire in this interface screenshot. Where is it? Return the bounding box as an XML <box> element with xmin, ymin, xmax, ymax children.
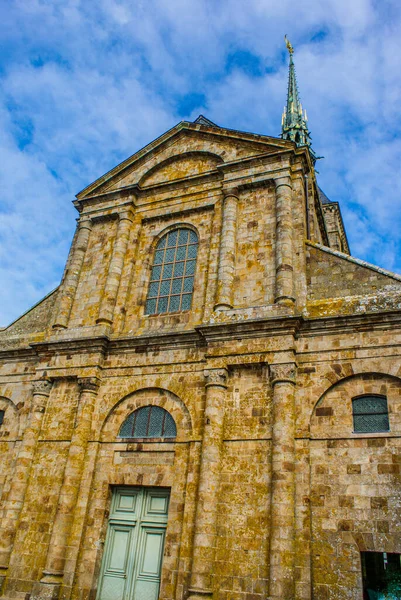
<box><xmin>281</xmin><ymin>36</ymin><xmax>315</xmax><ymax>159</ymax></box>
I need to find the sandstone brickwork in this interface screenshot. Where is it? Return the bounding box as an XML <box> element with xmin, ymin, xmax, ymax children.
<box><xmin>0</xmin><ymin>119</ymin><xmax>400</xmax><ymax>600</ymax></box>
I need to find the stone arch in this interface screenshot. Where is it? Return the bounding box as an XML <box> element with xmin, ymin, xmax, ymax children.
<box><xmin>151</xmin><ymin>222</ymin><xmax>200</xmax><ymax>250</ymax></box>
<box><xmin>139</xmin><ymin>151</ymin><xmax>223</xmax><ymax>187</ymax></box>
<box><xmin>310</xmin><ymin>372</ymin><xmax>401</xmax><ymax>438</ymax></box>
<box><xmin>0</xmin><ymin>396</ymin><xmax>20</xmax><ymax>439</ymax></box>
<box><xmin>100</xmin><ymin>387</ymin><xmax>192</xmax><ymax>443</ymax></box>
<box><xmin>307</xmin><ymin>358</ymin><xmax>401</xmax><ymax>413</ymax></box>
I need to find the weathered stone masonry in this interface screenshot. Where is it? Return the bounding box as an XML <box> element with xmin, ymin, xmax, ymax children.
<box><xmin>0</xmin><ymin>118</ymin><xmax>400</xmax><ymax>600</ymax></box>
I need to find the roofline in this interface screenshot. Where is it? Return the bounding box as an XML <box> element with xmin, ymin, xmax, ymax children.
<box><xmin>76</xmin><ymin>120</ymin><xmax>298</xmax><ymax>200</ymax></box>
<box><xmin>306</xmin><ymin>241</ymin><xmax>401</xmax><ymax>281</ymax></box>
<box><xmin>0</xmin><ymin>287</ymin><xmax>59</xmax><ymax>330</ymax></box>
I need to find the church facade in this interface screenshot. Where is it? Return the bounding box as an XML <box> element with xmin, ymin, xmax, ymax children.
<box><xmin>0</xmin><ymin>45</ymin><xmax>400</xmax><ymax>600</ymax></box>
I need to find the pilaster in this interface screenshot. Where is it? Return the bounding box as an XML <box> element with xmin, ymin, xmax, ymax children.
<box><xmin>274</xmin><ymin>177</ymin><xmax>295</xmax><ymax>307</ymax></box>
<box><xmin>214</xmin><ymin>188</ymin><xmax>239</xmax><ymax>311</ymax></box>
<box><xmin>96</xmin><ymin>209</ymin><xmax>133</xmax><ymax>326</ymax></box>
<box><xmin>269</xmin><ymin>362</ymin><xmax>297</xmax><ymax>600</ymax></box>
<box><xmin>0</xmin><ymin>379</ymin><xmax>53</xmax><ymax>592</ymax></box>
<box><xmin>34</xmin><ymin>377</ymin><xmax>100</xmax><ymax>600</ymax></box>
<box><xmin>53</xmin><ymin>217</ymin><xmax>92</xmax><ymax>330</ymax></box>
<box><xmin>188</xmin><ymin>368</ymin><xmax>228</xmax><ymax>600</ymax></box>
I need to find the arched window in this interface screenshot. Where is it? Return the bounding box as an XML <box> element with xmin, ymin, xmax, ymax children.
<box><xmin>145</xmin><ymin>228</ymin><xmax>198</xmax><ymax>315</ymax></box>
<box><xmin>352</xmin><ymin>395</ymin><xmax>389</xmax><ymax>433</ymax></box>
<box><xmin>118</xmin><ymin>406</ymin><xmax>177</xmax><ymax>439</ymax></box>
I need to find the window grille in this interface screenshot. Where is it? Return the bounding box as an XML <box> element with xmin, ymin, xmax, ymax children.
<box><xmin>145</xmin><ymin>228</ymin><xmax>198</xmax><ymax>315</ymax></box>
<box><xmin>0</xmin><ymin>410</ymin><xmax>4</xmax><ymax>426</ymax></box>
<box><xmin>119</xmin><ymin>406</ymin><xmax>177</xmax><ymax>439</ymax></box>
<box><xmin>352</xmin><ymin>395</ymin><xmax>389</xmax><ymax>433</ymax></box>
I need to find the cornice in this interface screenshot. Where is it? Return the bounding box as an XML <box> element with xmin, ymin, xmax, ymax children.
<box><xmin>108</xmin><ymin>330</ymin><xmax>204</xmax><ymax>353</ymax></box>
<box><xmin>141</xmin><ymin>201</ymin><xmax>215</xmax><ymax>224</ymax></box>
<box><xmin>30</xmin><ymin>335</ymin><xmax>110</xmax><ymax>356</ymax></box>
<box><xmin>196</xmin><ymin>316</ymin><xmax>302</xmax><ymax>343</ymax></box>
<box><xmin>1</xmin><ymin>310</ymin><xmax>401</xmax><ymax>362</ymax></box>
<box><xmin>0</xmin><ymin>346</ymin><xmax>38</xmax><ymax>361</ymax></box>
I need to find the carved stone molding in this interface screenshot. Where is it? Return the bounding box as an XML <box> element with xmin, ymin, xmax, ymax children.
<box><xmin>31</xmin><ymin>380</ymin><xmax>53</xmax><ymax>412</ymax></box>
<box><xmin>118</xmin><ymin>208</ymin><xmax>134</xmax><ymax>222</ymax></box>
<box><xmin>269</xmin><ymin>363</ymin><xmax>297</xmax><ymax>385</ymax></box>
<box><xmin>204</xmin><ymin>368</ymin><xmax>228</xmax><ymax>388</ymax></box>
<box><xmin>77</xmin><ymin>215</ymin><xmax>93</xmax><ymax>231</ymax></box>
<box><xmin>274</xmin><ymin>175</ymin><xmax>292</xmax><ymax>190</ymax></box>
<box><xmin>222</xmin><ymin>186</ymin><xmax>240</xmax><ymax>199</ymax></box>
<box><xmin>187</xmin><ymin>589</ymin><xmax>213</xmax><ymax>600</ymax></box>
<box><xmin>78</xmin><ymin>377</ymin><xmax>100</xmax><ymax>394</ymax></box>
<box><xmin>32</xmin><ymin>379</ymin><xmax>53</xmax><ymax>397</ymax></box>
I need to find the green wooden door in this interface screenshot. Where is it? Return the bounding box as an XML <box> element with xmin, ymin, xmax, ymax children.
<box><xmin>97</xmin><ymin>488</ymin><xmax>169</xmax><ymax>600</ymax></box>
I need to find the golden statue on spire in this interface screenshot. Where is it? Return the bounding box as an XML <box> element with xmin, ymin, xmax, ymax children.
<box><xmin>285</xmin><ymin>35</ymin><xmax>294</xmax><ymax>55</ymax></box>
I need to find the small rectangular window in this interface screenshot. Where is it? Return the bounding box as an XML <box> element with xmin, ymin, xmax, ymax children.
<box><xmin>352</xmin><ymin>395</ymin><xmax>389</xmax><ymax>433</ymax></box>
<box><xmin>0</xmin><ymin>410</ymin><xmax>4</xmax><ymax>425</ymax></box>
<box><xmin>361</xmin><ymin>552</ymin><xmax>401</xmax><ymax>598</ymax></box>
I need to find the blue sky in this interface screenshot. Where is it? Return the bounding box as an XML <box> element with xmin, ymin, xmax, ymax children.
<box><xmin>1</xmin><ymin>0</ymin><xmax>401</xmax><ymax>325</ymax></box>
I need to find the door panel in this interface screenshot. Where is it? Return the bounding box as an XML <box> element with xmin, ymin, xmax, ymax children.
<box><xmin>108</xmin><ymin>528</ymin><xmax>131</xmax><ymax>572</ymax></box>
<box><xmin>132</xmin><ymin>580</ymin><xmax>160</xmax><ymax>600</ymax></box>
<box><xmin>97</xmin><ymin>488</ymin><xmax>169</xmax><ymax>600</ymax></box>
<box><xmin>140</xmin><ymin>529</ymin><xmax>165</xmax><ymax>575</ymax></box>
<box><xmin>112</xmin><ymin>489</ymin><xmax>141</xmax><ymax>522</ymax></box>
<box><xmin>145</xmin><ymin>492</ymin><xmax>169</xmax><ymax>518</ymax></box>
<box><xmin>98</xmin><ymin>525</ymin><xmax>135</xmax><ymax>600</ymax></box>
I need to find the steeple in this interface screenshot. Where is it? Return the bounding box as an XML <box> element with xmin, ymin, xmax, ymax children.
<box><xmin>281</xmin><ymin>36</ymin><xmax>314</xmax><ymax>158</ymax></box>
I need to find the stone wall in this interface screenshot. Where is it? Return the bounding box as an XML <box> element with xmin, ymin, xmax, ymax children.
<box><xmin>1</xmin><ymin>326</ymin><xmax>401</xmax><ymax>600</ymax></box>
<box><xmin>0</xmin><ymin>123</ymin><xmax>400</xmax><ymax>600</ymax></box>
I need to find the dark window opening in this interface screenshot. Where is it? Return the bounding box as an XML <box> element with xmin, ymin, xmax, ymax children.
<box><xmin>0</xmin><ymin>410</ymin><xmax>4</xmax><ymax>426</ymax></box>
<box><xmin>352</xmin><ymin>395</ymin><xmax>389</xmax><ymax>434</ymax></box>
<box><xmin>361</xmin><ymin>552</ymin><xmax>401</xmax><ymax>599</ymax></box>
<box><xmin>118</xmin><ymin>406</ymin><xmax>177</xmax><ymax>439</ymax></box>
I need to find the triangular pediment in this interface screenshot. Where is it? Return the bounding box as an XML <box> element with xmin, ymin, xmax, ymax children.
<box><xmin>193</xmin><ymin>114</ymin><xmax>220</xmax><ymax>127</ymax></box>
<box><xmin>76</xmin><ymin>120</ymin><xmax>295</xmax><ymax>200</ymax></box>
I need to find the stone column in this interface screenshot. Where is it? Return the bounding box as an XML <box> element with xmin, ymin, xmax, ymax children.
<box><xmin>295</xmin><ymin>439</ymin><xmax>312</xmax><ymax>600</ymax></box>
<box><xmin>214</xmin><ymin>189</ymin><xmax>239</xmax><ymax>310</ymax></box>
<box><xmin>269</xmin><ymin>363</ymin><xmax>297</xmax><ymax>600</ymax></box>
<box><xmin>0</xmin><ymin>379</ymin><xmax>52</xmax><ymax>586</ymax></box>
<box><xmin>96</xmin><ymin>209</ymin><xmax>133</xmax><ymax>326</ymax></box>
<box><xmin>274</xmin><ymin>177</ymin><xmax>295</xmax><ymax>306</ymax></box>
<box><xmin>38</xmin><ymin>378</ymin><xmax>99</xmax><ymax>598</ymax></box>
<box><xmin>188</xmin><ymin>368</ymin><xmax>228</xmax><ymax>600</ymax></box>
<box><xmin>53</xmin><ymin>217</ymin><xmax>92</xmax><ymax>330</ymax></box>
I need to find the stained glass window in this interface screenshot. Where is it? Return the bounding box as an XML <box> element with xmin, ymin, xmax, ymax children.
<box><xmin>352</xmin><ymin>395</ymin><xmax>389</xmax><ymax>433</ymax></box>
<box><xmin>145</xmin><ymin>228</ymin><xmax>198</xmax><ymax>315</ymax></box>
<box><xmin>119</xmin><ymin>406</ymin><xmax>177</xmax><ymax>439</ymax></box>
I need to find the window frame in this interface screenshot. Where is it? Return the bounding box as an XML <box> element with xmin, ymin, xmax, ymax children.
<box><xmin>144</xmin><ymin>226</ymin><xmax>199</xmax><ymax>316</ymax></box>
<box><xmin>118</xmin><ymin>405</ymin><xmax>177</xmax><ymax>440</ymax></box>
<box><xmin>352</xmin><ymin>394</ymin><xmax>390</xmax><ymax>434</ymax></box>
